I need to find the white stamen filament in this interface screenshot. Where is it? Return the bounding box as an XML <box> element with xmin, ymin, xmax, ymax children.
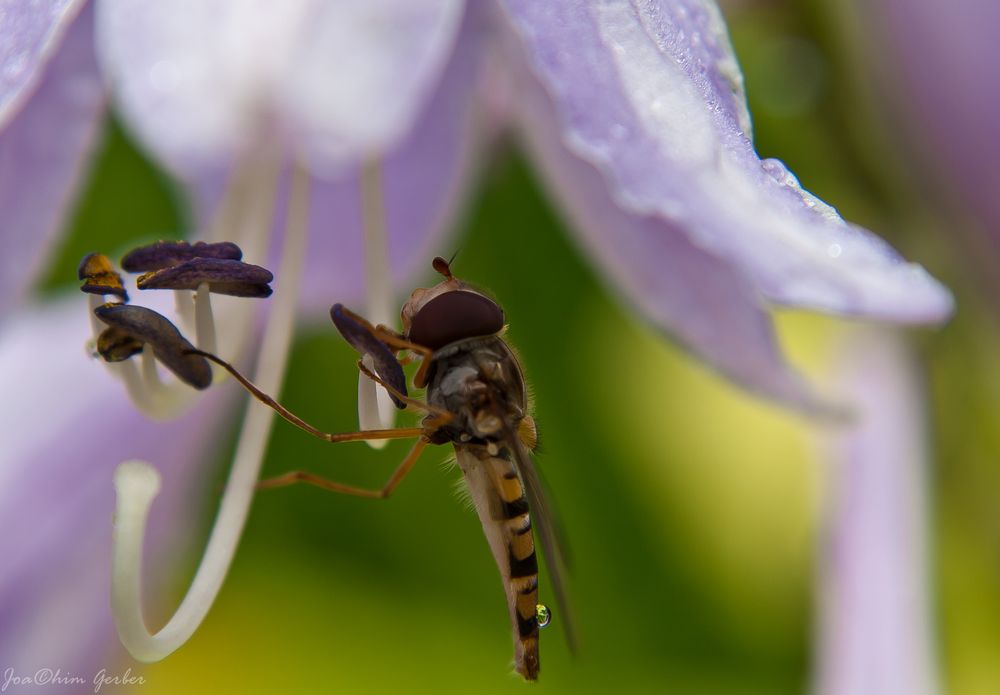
<box><xmin>174</xmin><ymin>290</ymin><xmax>195</xmax><ymax>332</ymax></box>
<box><xmin>88</xmin><ymin>294</ymin><xmax>106</xmax><ymax>342</ymax></box>
<box><xmin>140</xmin><ymin>346</ymin><xmax>163</xmax><ymax>392</ymax></box>
<box><xmin>203</xmin><ymin>151</ymin><xmax>280</xmax><ymax>362</ymax></box>
<box><xmin>193</xmin><ymin>283</ymin><xmax>226</xmax><ymax>385</ymax></box>
<box><xmin>87</xmin><ymin>295</ymin><xmax>168</xmax><ymax>417</ymax></box>
<box><xmin>359</xmin><ymin>157</ymin><xmax>396</xmax><ymax>446</ymax></box>
<box><xmin>357</xmin><ymin>353</ymin><xmax>383</xmax><ymax>433</ymax></box>
<box><xmin>100</xmin><ymin>152</ymin><xmax>280</xmax><ymax>422</ymax></box>
<box><xmin>117</xmin><ymin>359</ymin><xmax>159</xmax><ymax>416</ymax></box>
<box><xmin>115</xmin><ymin>317</ymin><xmax>212</xmax><ymax>422</ymax></box>
<box><xmin>111</xmin><ymin>161</ymin><xmax>310</xmax><ymax>662</ymax></box>
<box><xmin>194</xmin><ymin>283</ymin><xmax>219</xmax><ymax>368</ymax></box>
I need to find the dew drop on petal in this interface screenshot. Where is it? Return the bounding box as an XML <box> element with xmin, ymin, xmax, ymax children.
<box><xmin>828</xmin><ymin>243</ymin><xmax>842</xmax><ymax>259</ymax></box>
<box><xmin>536</xmin><ymin>604</ymin><xmax>551</xmax><ymax>628</ymax></box>
<box><xmin>760</xmin><ymin>157</ymin><xmax>800</xmax><ymax>188</ymax></box>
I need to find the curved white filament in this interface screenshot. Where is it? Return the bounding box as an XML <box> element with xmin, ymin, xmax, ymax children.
<box><xmin>358</xmin><ymin>157</ymin><xmax>396</xmax><ymax>446</ymax></box>
<box><xmin>111</xmin><ymin>162</ymin><xmax>310</xmax><ymax>662</ymax></box>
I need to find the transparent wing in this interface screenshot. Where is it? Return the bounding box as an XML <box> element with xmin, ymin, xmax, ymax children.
<box><xmin>507</xmin><ymin>430</ymin><xmax>578</xmax><ymax>652</ymax></box>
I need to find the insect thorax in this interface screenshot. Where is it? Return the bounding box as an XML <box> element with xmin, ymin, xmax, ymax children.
<box><xmin>423</xmin><ymin>336</ymin><xmax>526</xmax><ymax>446</ymax></box>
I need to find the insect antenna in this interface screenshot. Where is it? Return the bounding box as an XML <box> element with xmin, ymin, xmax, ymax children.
<box><xmin>431</xmin><ymin>256</ymin><xmax>453</xmax><ymax>279</ymax></box>
<box><xmin>430</xmin><ymin>248</ymin><xmax>462</xmax><ymax>279</ymax></box>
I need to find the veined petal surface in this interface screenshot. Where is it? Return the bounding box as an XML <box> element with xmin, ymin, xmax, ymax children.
<box><xmin>500</xmin><ymin>0</ymin><xmax>952</xmax><ymax>324</ymax></box>
<box><xmin>0</xmin><ymin>0</ymin><xmax>88</xmax><ymax>128</ymax></box>
<box><xmin>0</xmin><ymin>5</ymin><xmax>104</xmax><ymax>318</ymax></box>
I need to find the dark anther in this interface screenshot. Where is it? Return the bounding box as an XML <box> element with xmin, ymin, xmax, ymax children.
<box><xmin>78</xmin><ymin>253</ymin><xmax>129</xmax><ymax>301</ymax></box>
<box><xmin>329</xmin><ymin>304</ymin><xmax>408</xmax><ymax>408</ymax></box>
<box><xmin>93</xmin><ymin>304</ymin><xmax>213</xmax><ymax>389</ymax></box>
<box><xmin>96</xmin><ymin>325</ymin><xmax>144</xmax><ymax>362</ymax></box>
<box><xmin>136</xmin><ymin>258</ymin><xmax>273</xmax><ymax>297</ymax></box>
<box><xmin>121</xmin><ymin>240</ymin><xmax>243</xmax><ymax>272</ymax></box>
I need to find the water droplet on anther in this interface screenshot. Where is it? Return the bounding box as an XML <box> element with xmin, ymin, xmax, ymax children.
<box><xmin>536</xmin><ymin>604</ymin><xmax>551</xmax><ymax>628</ymax></box>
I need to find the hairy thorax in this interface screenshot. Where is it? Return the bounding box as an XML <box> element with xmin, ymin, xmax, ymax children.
<box><xmin>423</xmin><ymin>336</ymin><xmax>526</xmax><ymax>446</ymax></box>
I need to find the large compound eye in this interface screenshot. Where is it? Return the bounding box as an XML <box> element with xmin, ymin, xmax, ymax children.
<box><xmin>408</xmin><ymin>291</ymin><xmax>504</xmax><ymax>350</ymax></box>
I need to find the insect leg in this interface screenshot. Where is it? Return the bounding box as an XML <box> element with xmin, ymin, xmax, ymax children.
<box><xmin>371</xmin><ymin>327</ymin><xmax>436</xmax><ymax>387</ymax></box>
<box><xmin>257</xmin><ymin>437</ymin><xmax>429</xmax><ymax>498</ymax></box>
<box><xmin>355</xmin><ymin>358</ymin><xmax>453</xmax><ymax>429</ymax></box>
<box><xmin>188</xmin><ymin>348</ymin><xmax>432</xmax><ymax>443</ymax></box>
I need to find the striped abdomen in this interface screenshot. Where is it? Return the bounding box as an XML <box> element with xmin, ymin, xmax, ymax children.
<box><xmin>454</xmin><ymin>443</ymin><xmax>540</xmax><ymax>680</ymax></box>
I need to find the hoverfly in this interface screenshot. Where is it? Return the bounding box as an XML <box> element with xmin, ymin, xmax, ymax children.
<box><xmin>195</xmin><ymin>256</ymin><xmax>572</xmax><ymax>680</ymax></box>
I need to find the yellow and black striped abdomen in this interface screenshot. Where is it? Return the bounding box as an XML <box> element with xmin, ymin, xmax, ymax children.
<box><xmin>454</xmin><ymin>443</ymin><xmax>541</xmax><ymax>680</ymax></box>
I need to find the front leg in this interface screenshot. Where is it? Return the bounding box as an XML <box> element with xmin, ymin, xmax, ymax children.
<box><xmin>355</xmin><ymin>359</ymin><xmax>454</xmax><ymax>430</ymax></box>
<box><xmin>371</xmin><ymin>326</ymin><xmax>436</xmax><ymax>388</ymax></box>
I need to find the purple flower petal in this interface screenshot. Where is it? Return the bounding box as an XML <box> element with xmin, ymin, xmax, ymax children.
<box><xmin>0</xmin><ymin>0</ymin><xmax>87</xmax><ymax>128</ymax></box>
<box><xmin>515</xmin><ymin>59</ymin><xmax>823</xmax><ymax>409</ymax></box>
<box><xmin>96</xmin><ymin>0</ymin><xmax>464</xmax><ymax>176</ymax></box>
<box><xmin>499</xmin><ymin>0</ymin><xmax>953</xmax><ymax>325</ymax></box>
<box><xmin>863</xmin><ymin>0</ymin><xmax>1000</xmax><ymax>299</ymax></box>
<box><xmin>0</xmin><ymin>294</ymin><xmax>233</xmax><ymax>672</ymax></box>
<box><xmin>0</xmin><ymin>5</ymin><xmax>105</xmax><ymax>318</ymax></box>
<box><xmin>815</xmin><ymin>328</ymin><xmax>940</xmax><ymax>695</ymax></box>
<box><xmin>188</xmin><ymin>1</ymin><xmax>488</xmax><ymax>317</ymax></box>
<box><xmin>276</xmin><ymin>0</ymin><xmax>465</xmax><ymax>174</ymax></box>
<box><xmin>313</xmin><ymin>1</ymin><xmax>487</xmax><ymax>308</ymax></box>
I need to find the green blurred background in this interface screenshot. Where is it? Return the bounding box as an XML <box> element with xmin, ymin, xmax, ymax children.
<box><xmin>38</xmin><ymin>1</ymin><xmax>1000</xmax><ymax>693</ymax></box>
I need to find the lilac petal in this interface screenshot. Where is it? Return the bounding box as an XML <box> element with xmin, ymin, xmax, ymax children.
<box><xmin>0</xmin><ymin>0</ymin><xmax>87</xmax><ymax>128</ymax></box>
<box><xmin>277</xmin><ymin>0</ymin><xmax>464</xmax><ymax>174</ymax></box>
<box><xmin>815</xmin><ymin>328</ymin><xmax>940</xmax><ymax>695</ymax></box>
<box><xmin>499</xmin><ymin>1</ymin><xmax>952</xmax><ymax>324</ymax></box>
<box><xmin>0</xmin><ymin>294</ymin><xmax>233</xmax><ymax>673</ymax></box>
<box><xmin>307</xmin><ymin>0</ymin><xmax>486</xmax><ymax>312</ymax></box>
<box><xmin>0</xmin><ymin>5</ymin><xmax>106</xmax><ymax>319</ymax></box>
<box><xmin>188</xmin><ymin>0</ymin><xmax>487</xmax><ymax>318</ymax></box>
<box><xmin>515</xmin><ymin>59</ymin><xmax>823</xmax><ymax>410</ymax></box>
<box><xmin>863</xmin><ymin>0</ymin><xmax>1000</xmax><ymax>298</ymax></box>
<box><xmin>96</xmin><ymin>0</ymin><xmax>463</xmax><ymax>176</ymax></box>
